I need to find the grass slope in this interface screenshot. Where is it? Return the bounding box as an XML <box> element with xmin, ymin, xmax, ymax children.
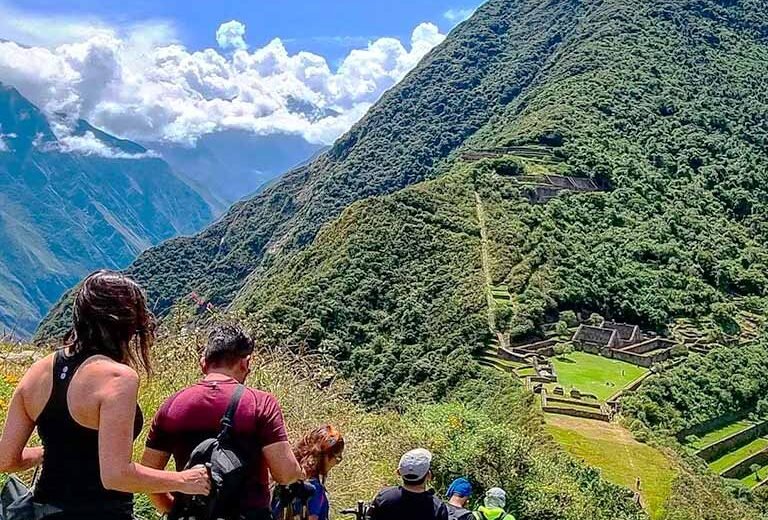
<box><xmin>546</xmin><ymin>414</ymin><xmax>676</xmax><ymax>520</ymax></box>
<box><xmin>709</xmin><ymin>438</ymin><xmax>768</xmax><ymax>475</ymax></box>
<box><xmin>689</xmin><ymin>420</ymin><xmax>754</xmax><ymax>450</ymax></box>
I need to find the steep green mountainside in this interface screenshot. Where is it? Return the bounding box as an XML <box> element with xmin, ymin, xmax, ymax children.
<box><xmin>41</xmin><ymin>0</ymin><xmax>766</xmax><ymax>366</ymax></box>
<box><xmin>0</xmin><ymin>85</ymin><xmax>215</xmax><ymax>336</ymax></box>
<box><xmin>39</xmin><ymin>0</ymin><xmax>768</xmax><ymax>404</ymax></box>
<box><xmin>235</xmin><ymin>170</ymin><xmax>489</xmax><ymax>406</ymax></box>
<box><xmin>38</xmin><ymin>0</ymin><xmax>586</xmax><ymax>337</ymax></box>
<box><xmin>228</xmin><ymin>0</ymin><xmax>768</xmax><ymax>404</ymax></box>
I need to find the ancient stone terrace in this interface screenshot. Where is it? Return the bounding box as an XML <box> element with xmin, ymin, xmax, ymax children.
<box><xmin>460</xmin><ymin>145</ymin><xmax>563</xmax><ymax>162</ymax></box>
<box><xmin>684</xmin><ymin>417</ymin><xmax>768</xmax><ymax>490</ymax></box>
<box><xmin>460</xmin><ymin>145</ymin><xmax>602</xmax><ymax>204</ymax></box>
<box><xmin>540</xmin><ymin>388</ymin><xmax>611</xmax><ymax>422</ymax></box>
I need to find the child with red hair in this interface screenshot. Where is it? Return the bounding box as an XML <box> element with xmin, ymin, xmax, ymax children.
<box><xmin>293</xmin><ymin>424</ymin><xmax>345</xmax><ymax>520</ymax></box>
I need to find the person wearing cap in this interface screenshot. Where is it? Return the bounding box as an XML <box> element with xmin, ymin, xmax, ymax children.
<box><xmin>368</xmin><ymin>448</ymin><xmax>448</xmax><ymax>520</ymax></box>
<box><xmin>473</xmin><ymin>487</ymin><xmax>515</xmax><ymax>520</ymax></box>
<box><xmin>445</xmin><ymin>477</ymin><xmax>474</xmax><ymax>520</ymax></box>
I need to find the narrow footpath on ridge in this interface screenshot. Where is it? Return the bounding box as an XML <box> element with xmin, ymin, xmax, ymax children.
<box><xmin>474</xmin><ymin>191</ymin><xmax>497</xmax><ymax>334</ymax></box>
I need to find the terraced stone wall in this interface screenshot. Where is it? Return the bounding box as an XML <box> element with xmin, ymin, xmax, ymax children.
<box><xmin>698</xmin><ymin>421</ymin><xmax>768</xmax><ymax>462</ymax></box>
<box><xmin>721</xmin><ymin>449</ymin><xmax>768</xmax><ymax>479</ymax></box>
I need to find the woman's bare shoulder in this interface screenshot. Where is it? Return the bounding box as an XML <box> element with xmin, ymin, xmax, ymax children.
<box><xmin>18</xmin><ymin>352</ymin><xmax>55</xmax><ymax>386</ymax></box>
<box><xmin>80</xmin><ymin>356</ymin><xmax>139</xmax><ymax>393</ymax></box>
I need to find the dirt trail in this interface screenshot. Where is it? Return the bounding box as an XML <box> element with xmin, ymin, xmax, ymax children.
<box><xmin>474</xmin><ymin>191</ymin><xmax>496</xmax><ymax>333</ymax></box>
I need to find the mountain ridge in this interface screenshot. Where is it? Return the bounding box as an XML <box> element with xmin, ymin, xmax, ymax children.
<box><xmin>38</xmin><ymin>0</ymin><xmax>585</xmax><ymax>338</ymax></box>
<box><xmin>0</xmin><ymin>84</ymin><xmax>216</xmax><ymax>336</ymax></box>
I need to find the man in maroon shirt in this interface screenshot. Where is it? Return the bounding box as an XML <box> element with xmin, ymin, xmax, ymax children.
<box><xmin>141</xmin><ymin>325</ymin><xmax>303</xmax><ymax>520</ymax></box>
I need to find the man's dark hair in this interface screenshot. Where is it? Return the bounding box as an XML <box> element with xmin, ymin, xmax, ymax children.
<box><xmin>403</xmin><ymin>473</ymin><xmax>428</xmax><ymax>486</ymax></box>
<box><xmin>203</xmin><ymin>324</ymin><xmax>254</xmax><ymax>366</ymax></box>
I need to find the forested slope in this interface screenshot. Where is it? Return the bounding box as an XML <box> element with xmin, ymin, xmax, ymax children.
<box><xmin>38</xmin><ymin>0</ymin><xmax>591</xmax><ymax>337</ymax></box>
<box><xmin>39</xmin><ymin>0</ymin><xmax>768</xmax><ymax>417</ymax></box>
<box><xmin>216</xmin><ymin>0</ymin><xmax>768</xmax><ymax>406</ymax></box>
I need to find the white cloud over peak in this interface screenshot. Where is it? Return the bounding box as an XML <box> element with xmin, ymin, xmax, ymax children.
<box><xmin>216</xmin><ymin>20</ymin><xmax>247</xmax><ymax>51</ymax></box>
<box><xmin>0</xmin><ymin>13</ymin><xmax>446</xmax><ymax>146</ymax></box>
<box><xmin>444</xmin><ymin>8</ymin><xmax>475</xmax><ymax>24</ymax></box>
<box><xmin>57</xmin><ymin>131</ymin><xmax>158</xmax><ymax>159</ymax></box>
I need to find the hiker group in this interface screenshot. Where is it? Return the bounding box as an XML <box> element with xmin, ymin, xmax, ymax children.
<box><xmin>0</xmin><ymin>271</ymin><xmax>515</xmax><ymax>520</ymax></box>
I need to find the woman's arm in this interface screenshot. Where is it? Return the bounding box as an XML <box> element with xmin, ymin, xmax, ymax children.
<box><xmin>96</xmin><ymin>366</ymin><xmax>209</xmax><ymax>495</ymax></box>
<box><xmin>0</xmin><ymin>383</ymin><xmax>43</xmax><ymax>473</ymax></box>
<box><xmin>140</xmin><ymin>447</ymin><xmax>176</xmax><ymax>513</ymax></box>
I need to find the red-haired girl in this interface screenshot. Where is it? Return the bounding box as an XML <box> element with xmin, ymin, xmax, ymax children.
<box><xmin>293</xmin><ymin>424</ymin><xmax>345</xmax><ymax>520</ymax></box>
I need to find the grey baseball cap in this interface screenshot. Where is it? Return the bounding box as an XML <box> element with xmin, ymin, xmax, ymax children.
<box><xmin>398</xmin><ymin>448</ymin><xmax>433</xmax><ymax>482</ymax></box>
<box><xmin>484</xmin><ymin>487</ymin><xmax>507</xmax><ymax>509</ymax></box>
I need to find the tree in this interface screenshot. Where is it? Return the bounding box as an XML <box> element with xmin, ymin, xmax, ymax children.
<box><xmin>751</xmin><ymin>464</ymin><xmax>762</xmax><ymax>482</ymax></box>
<box><xmin>554</xmin><ymin>320</ymin><xmax>570</xmax><ymax>336</ymax></box>
<box><xmin>553</xmin><ymin>343</ymin><xmax>574</xmax><ymax>358</ymax></box>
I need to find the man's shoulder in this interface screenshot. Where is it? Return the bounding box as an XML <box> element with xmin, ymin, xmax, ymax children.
<box><xmin>245</xmin><ymin>386</ymin><xmax>278</xmax><ymax>403</ymax></box>
<box><xmin>375</xmin><ymin>486</ymin><xmax>402</xmax><ymax>498</ymax></box>
<box><xmin>155</xmin><ymin>385</ymin><xmax>196</xmax><ymax>414</ymax></box>
<box><xmin>373</xmin><ymin>486</ymin><xmax>402</xmax><ymax>503</ymax></box>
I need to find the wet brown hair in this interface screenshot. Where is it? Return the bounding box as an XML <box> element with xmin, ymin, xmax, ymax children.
<box><xmin>64</xmin><ymin>270</ymin><xmax>156</xmax><ymax>374</ymax></box>
<box><xmin>294</xmin><ymin>424</ymin><xmax>345</xmax><ymax>479</ymax></box>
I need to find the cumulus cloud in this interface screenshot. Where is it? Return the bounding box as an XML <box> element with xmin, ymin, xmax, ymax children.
<box><xmin>0</xmin><ymin>2</ymin><xmax>176</xmax><ymax>48</ymax></box>
<box><xmin>444</xmin><ymin>8</ymin><xmax>476</xmax><ymax>23</ymax></box>
<box><xmin>0</xmin><ymin>16</ymin><xmax>445</xmax><ymax>146</ymax></box>
<box><xmin>216</xmin><ymin>20</ymin><xmax>247</xmax><ymax>51</ymax></box>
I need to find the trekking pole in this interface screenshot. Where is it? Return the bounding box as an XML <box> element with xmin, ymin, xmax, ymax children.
<box><xmin>340</xmin><ymin>500</ymin><xmax>368</xmax><ymax>520</ymax></box>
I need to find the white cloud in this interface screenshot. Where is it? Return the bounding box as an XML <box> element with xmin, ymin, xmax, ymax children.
<box><xmin>444</xmin><ymin>8</ymin><xmax>475</xmax><ymax>24</ymax></box>
<box><xmin>58</xmin><ymin>131</ymin><xmax>158</xmax><ymax>159</ymax></box>
<box><xmin>216</xmin><ymin>20</ymin><xmax>247</xmax><ymax>51</ymax></box>
<box><xmin>0</xmin><ymin>2</ymin><xmax>176</xmax><ymax>48</ymax></box>
<box><xmin>0</xmin><ymin>13</ymin><xmax>446</xmax><ymax>146</ymax></box>
<box><xmin>0</xmin><ymin>135</ymin><xmax>7</xmax><ymax>152</ymax></box>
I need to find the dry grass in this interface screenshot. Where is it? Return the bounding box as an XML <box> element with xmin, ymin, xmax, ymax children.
<box><xmin>1</xmin><ymin>329</ymin><xmax>409</xmax><ymax>519</ymax></box>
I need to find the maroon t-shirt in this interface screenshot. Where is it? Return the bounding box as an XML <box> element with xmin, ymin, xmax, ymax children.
<box><xmin>145</xmin><ymin>378</ymin><xmax>288</xmax><ymax>511</ymax></box>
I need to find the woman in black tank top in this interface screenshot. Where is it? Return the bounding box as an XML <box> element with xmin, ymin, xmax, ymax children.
<box><xmin>0</xmin><ymin>271</ymin><xmax>210</xmax><ymax>519</ymax></box>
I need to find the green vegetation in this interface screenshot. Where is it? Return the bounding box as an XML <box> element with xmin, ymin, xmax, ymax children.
<box><xmin>1</xmin><ymin>337</ymin><xmax>646</xmax><ymax>520</ymax></box>
<box><xmin>546</xmin><ymin>415</ymin><xmax>676</xmax><ymax>519</ymax></box>
<box><xmin>741</xmin><ymin>463</ymin><xmax>768</xmax><ymax>489</ymax></box>
<box><xmin>550</xmin><ymin>352</ymin><xmax>647</xmax><ymax>401</ymax></box>
<box><xmin>688</xmin><ymin>420</ymin><xmax>754</xmax><ymax>450</ymax></box>
<box><xmin>623</xmin><ymin>344</ymin><xmax>768</xmax><ymax>434</ymax></box>
<box><xmin>709</xmin><ymin>439</ymin><xmax>768</xmax><ymax>475</ymax></box>
<box><xmin>30</xmin><ymin>1</ymin><xmax>768</xmax><ymax>518</ymax></box>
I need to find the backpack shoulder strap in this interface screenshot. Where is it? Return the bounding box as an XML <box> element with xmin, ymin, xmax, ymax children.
<box><xmin>218</xmin><ymin>384</ymin><xmax>245</xmax><ymax>440</ymax></box>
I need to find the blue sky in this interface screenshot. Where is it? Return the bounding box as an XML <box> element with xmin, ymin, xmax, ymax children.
<box><xmin>5</xmin><ymin>0</ymin><xmax>480</xmax><ymax>62</ymax></box>
<box><xmin>0</xmin><ymin>1</ymin><xmax>482</xmax><ymax>147</ymax></box>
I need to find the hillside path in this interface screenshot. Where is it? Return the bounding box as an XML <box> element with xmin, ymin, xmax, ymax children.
<box><xmin>474</xmin><ymin>191</ymin><xmax>496</xmax><ymax>333</ymax></box>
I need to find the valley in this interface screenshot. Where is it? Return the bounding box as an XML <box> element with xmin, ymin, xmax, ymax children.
<box><xmin>8</xmin><ymin>0</ymin><xmax>768</xmax><ymax>518</ymax></box>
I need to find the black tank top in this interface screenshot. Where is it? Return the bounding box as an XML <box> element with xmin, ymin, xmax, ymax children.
<box><xmin>34</xmin><ymin>349</ymin><xmax>143</xmax><ymax>518</ymax></box>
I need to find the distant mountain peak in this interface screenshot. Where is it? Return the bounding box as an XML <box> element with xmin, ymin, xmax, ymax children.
<box><xmin>0</xmin><ymin>85</ymin><xmax>216</xmax><ymax>336</ymax></box>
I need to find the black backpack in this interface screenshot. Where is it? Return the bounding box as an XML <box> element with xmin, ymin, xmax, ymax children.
<box><xmin>168</xmin><ymin>384</ymin><xmax>248</xmax><ymax>520</ymax></box>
